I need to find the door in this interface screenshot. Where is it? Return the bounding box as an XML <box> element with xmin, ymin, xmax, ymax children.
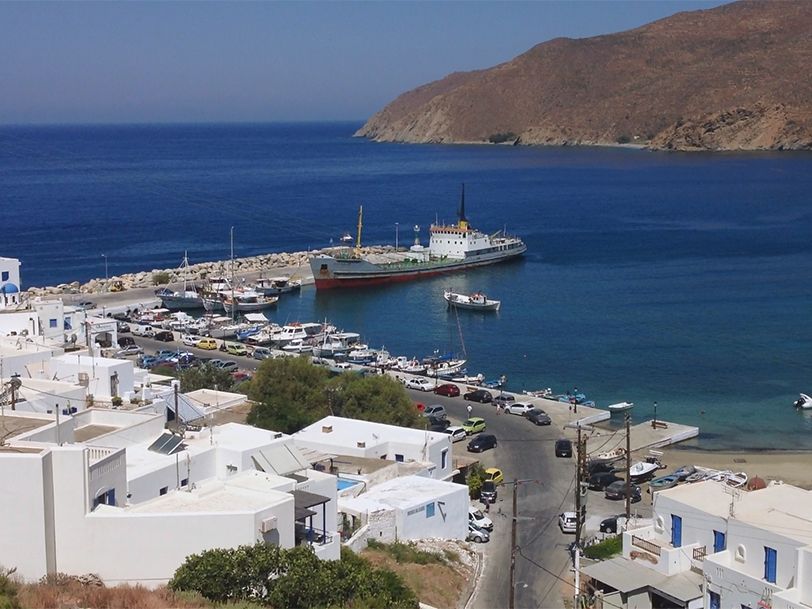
<box><xmin>764</xmin><ymin>546</ymin><xmax>777</xmax><ymax>583</ymax></box>
<box><xmin>713</xmin><ymin>530</ymin><xmax>726</xmax><ymax>553</ymax></box>
<box><xmin>671</xmin><ymin>514</ymin><xmax>682</xmax><ymax>547</ymax></box>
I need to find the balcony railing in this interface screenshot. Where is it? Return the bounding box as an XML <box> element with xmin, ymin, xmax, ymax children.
<box><xmin>632</xmin><ymin>535</ymin><xmax>662</xmax><ymax>557</ymax></box>
<box><xmin>693</xmin><ymin>546</ymin><xmax>707</xmax><ymax>561</ymax></box>
<box><xmin>295</xmin><ymin>526</ymin><xmax>334</xmax><ymax>547</ymax></box>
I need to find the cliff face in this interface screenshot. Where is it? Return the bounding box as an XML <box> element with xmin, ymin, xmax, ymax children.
<box><xmin>357</xmin><ymin>1</ymin><xmax>812</xmax><ymax>151</ymax></box>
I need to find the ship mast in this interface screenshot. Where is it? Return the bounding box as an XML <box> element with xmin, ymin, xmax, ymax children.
<box><xmin>458</xmin><ymin>183</ymin><xmax>468</xmax><ymax>231</ymax></box>
<box><xmin>354</xmin><ymin>205</ymin><xmax>363</xmax><ymax>258</ymax></box>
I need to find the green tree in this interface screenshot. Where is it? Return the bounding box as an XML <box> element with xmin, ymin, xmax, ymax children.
<box><xmin>329</xmin><ymin>374</ymin><xmax>422</xmax><ymax>428</ymax></box>
<box><xmin>179</xmin><ymin>364</ymin><xmax>237</xmax><ymax>393</ymax></box>
<box><xmin>467</xmin><ymin>463</ymin><xmax>486</xmax><ymax>499</ymax></box>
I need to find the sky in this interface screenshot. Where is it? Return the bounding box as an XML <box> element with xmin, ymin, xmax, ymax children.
<box><xmin>0</xmin><ymin>1</ymin><xmax>729</xmax><ymax>124</ymax></box>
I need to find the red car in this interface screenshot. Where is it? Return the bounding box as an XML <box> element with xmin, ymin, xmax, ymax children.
<box><xmin>434</xmin><ymin>383</ymin><xmax>461</xmax><ymax>397</ymax></box>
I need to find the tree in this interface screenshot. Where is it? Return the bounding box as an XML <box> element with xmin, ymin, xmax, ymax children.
<box><xmin>467</xmin><ymin>463</ymin><xmax>487</xmax><ymax>499</ymax></box>
<box><xmin>179</xmin><ymin>364</ymin><xmax>237</xmax><ymax>393</ymax></box>
<box><xmin>329</xmin><ymin>374</ymin><xmax>422</xmax><ymax>428</ymax></box>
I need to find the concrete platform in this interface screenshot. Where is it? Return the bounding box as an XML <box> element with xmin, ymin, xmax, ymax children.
<box><xmin>585</xmin><ymin>420</ymin><xmax>700</xmax><ymax>457</ymax></box>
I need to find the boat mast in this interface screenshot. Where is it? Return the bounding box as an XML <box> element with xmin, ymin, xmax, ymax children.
<box><xmin>230</xmin><ymin>226</ymin><xmax>235</xmax><ymax>322</ymax></box>
<box><xmin>354</xmin><ymin>205</ymin><xmax>363</xmax><ymax>258</ymax></box>
<box><xmin>458</xmin><ymin>183</ymin><xmax>468</xmax><ymax>231</ymax></box>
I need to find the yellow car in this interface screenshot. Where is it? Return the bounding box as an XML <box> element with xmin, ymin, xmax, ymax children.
<box><xmin>226</xmin><ymin>343</ymin><xmax>248</xmax><ymax>356</ymax></box>
<box><xmin>196</xmin><ymin>338</ymin><xmax>218</xmax><ymax>350</ymax></box>
<box><xmin>484</xmin><ymin>467</ymin><xmax>504</xmax><ymax>485</ymax></box>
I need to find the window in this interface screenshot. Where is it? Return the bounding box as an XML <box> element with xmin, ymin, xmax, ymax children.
<box><xmin>395</xmin><ymin>454</ymin><xmax>404</xmax><ymax>463</ymax></box>
<box><xmin>441</xmin><ymin>449</ymin><xmax>448</xmax><ymax>470</ymax></box>
<box><xmin>1</xmin><ymin>272</ymin><xmax>8</xmax><ymax>281</ymax></box>
<box><xmin>764</xmin><ymin>546</ymin><xmax>777</xmax><ymax>583</ymax></box>
<box><xmin>49</xmin><ymin>318</ymin><xmax>58</xmax><ymax>328</ymax></box>
<box><xmin>708</xmin><ymin>591</ymin><xmax>721</xmax><ymax>609</ymax></box>
<box><xmin>671</xmin><ymin>514</ymin><xmax>682</xmax><ymax>547</ymax></box>
<box><xmin>713</xmin><ymin>530</ymin><xmax>726</xmax><ymax>553</ymax></box>
<box><xmin>426</xmin><ymin>502</ymin><xmax>435</xmax><ymax>518</ymax></box>
<box><xmin>159</xmin><ymin>486</ymin><xmax>168</xmax><ymax>496</ymax></box>
<box><xmin>180</xmin><ymin>478</ymin><xmax>189</xmax><ymax>487</ymax></box>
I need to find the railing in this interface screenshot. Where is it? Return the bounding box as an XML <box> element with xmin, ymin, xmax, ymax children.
<box><xmin>632</xmin><ymin>535</ymin><xmax>662</xmax><ymax>556</ymax></box>
<box><xmin>87</xmin><ymin>446</ymin><xmax>117</xmax><ymax>464</ymax></box>
<box><xmin>693</xmin><ymin>546</ymin><xmax>707</xmax><ymax>561</ymax></box>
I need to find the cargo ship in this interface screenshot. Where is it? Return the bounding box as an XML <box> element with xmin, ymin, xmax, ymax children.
<box><xmin>310</xmin><ymin>186</ymin><xmax>527</xmax><ymax>289</ymax></box>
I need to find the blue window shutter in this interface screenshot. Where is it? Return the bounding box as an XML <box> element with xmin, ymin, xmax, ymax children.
<box><xmin>671</xmin><ymin>514</ymin><xmax>682</xmax><ymax>547</ymax></box>
<box><xmin>713</xmin><ymin>530</ymin><xmax>726</xmax><ymax>553</ymax></box>
<box><xmin>764</xmin><ymin>547</ymin><xmax>777</xmax><ymax>583</ymax></box>
<box><xmin>708</xmin><ymin>591</ymin><xmax>721</xmax><ymax>609</ymax></box>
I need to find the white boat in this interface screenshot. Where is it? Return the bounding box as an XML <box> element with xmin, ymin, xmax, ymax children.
<box><xmin>591</xmin><ymin>447</ymin><xmax>626</xmax><ymax>463</ymax></box>
<box><xmin>155</xmin><ymin>252</ymin><xmax>205</xmax><ymax>310</ymax></box>
<box><xmin>255</xmin><ymin>276</ymin><xmax>302</xmax><ymax>296</ymax></box>
<box><xmin>523</xmin><ymin>388</ymin><xmax>553</xmax><ymax>398</ymax></box>
<box><xmin>454</xmin><ymin>373</ymin><xmax>485</xmax><ymax>385</ymax></box>
<box><xmin>725</xmin><ymin>472</ymin><xmax>748</xmax><ymax>488</ymax></box>
<box><xmin>398</xmin><ymin>358</ymin><xmax>426</xmax><ymax>374</ymax></box>
<box><xmin>629</xmin><ymin>461</ymin><xmax>660</xmax><ymax>481</ymax></box>
<box><xmin>426</xmin><ymin>359</ymin><xmax>467</xmax><ymax>377</ymax></box>
<box><xmin>794</xmin><ymin>393</ymin><xmax>812</xmax><ymax>409</ymax></box>
<box><xmin>282</xmin><ymin>338</ymin><xmax>313</xmax><ymax>353</ymax></box>
<box><xmin>607</xmin><ymin>401</ymin><xmax>634</xmax><ymax>413</ymax></box>
<box><xmin>222</xmin><ymin>291</ymin><xmax>279</xmax><ymax>314</ymax></box>
<box><xmin>443</xmin><ymin>290</ymin><xmax>501</xmax><ymax>312</ymax></box>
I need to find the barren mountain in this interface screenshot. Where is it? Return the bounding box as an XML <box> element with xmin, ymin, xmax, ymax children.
<box><xmin>357</xmin><ymin>1</ymin><xmax>812</xmax><ymax>151</ymax></box>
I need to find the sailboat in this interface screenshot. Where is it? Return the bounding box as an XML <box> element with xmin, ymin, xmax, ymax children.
<box><xmin>155</xmin><ymin>252</ymin><xmax>204</xmax><ymax>310</ymax></box>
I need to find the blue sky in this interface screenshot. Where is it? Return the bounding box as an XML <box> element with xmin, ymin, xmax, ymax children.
<box><xmin>0</xmin><ymin>1</ymin><xmax>728</xmax><ymax>124</ymax></box>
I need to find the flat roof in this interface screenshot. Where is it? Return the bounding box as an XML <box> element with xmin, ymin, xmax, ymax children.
<box><xmin>342</xmin><ymin>475</ymin><xmax>464</xmax><ymax>511</ymax></box>
<box><xmin>296</xmin><ymin>415</ymin><xmax>447</xmax><ymax>450</ymax></box>
<box><xmin>74</xmin><ymin>424</ymin><xmax>120</xmax><ymax>443</ymax></box>
<box><xmin>0</xmin><ymin>414</ymin><xmax>53</xmax><ymax>439</ymax></box>
<box><xmin>582</xmin><ymin>557</ymin><xmax>703</xmax><ymax>601</ymax></box>
<box><xmin>654</xmin><ymin>480</ymin><xmax>732</xmax><ymax>519</ymax></box>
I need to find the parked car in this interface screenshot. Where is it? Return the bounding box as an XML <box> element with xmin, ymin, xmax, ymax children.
<box><xmin>555</xmin><ymin>439</ymin><xmax>573</xmax><ymax>458</ymax></box>
<box><xmin>422</xmin><ymin>404</ymin><xmax>447</xmax><ymax>419</ymax></box>
<box><xmin>76</xmin><ymin>300</ymin><xmax>95</xmax><ymax>310</ymax></box>
<box><xmin>467</xmin><ymin>433</ymin><xmax>497</xmax><ymax>453</ymax></box>
<box><xmin>232</xmin><ymin>370</ymin><xmax>252</xmax><ymax>381</ymax></box>
<box><xmin>154</xmin><ymin>330</ymin><xmax>174</xmax><ymax>342</ymax></box>
<box><xmin>464</xmin><ymin>389</ymin><xmax>493</xmax><ymax>403</ymax></box>
<box><xmin>469</xmin><ymin>506</ymin><xmax>494</xmax><ymax>531</ymax></box>
<box><xmin>559</xmin><ymin>512</ymin><xmax>577</xmax><ymax>534</ymax></box>
<box><xmin>226</xmin><ymin>343</ymin><xmax>248</xmax><ymax>356</ymax></box>
<box><xmin>467</xmin><ymin>522</ymin><xmax>490</xmax><ymax>543</ymax></box>
<box><xmin>405</xmin><ymin>377</ymin><xmax>434</xmax><ymax>391</ymax></box>
<box><xmin>461</xmin><ymin>417</ymin><xmax>486</xmax><ymax>435</ymax></box>
<box><xmin>253</xmin><ymin>346</ymin><xmax>272</xmax><ymax>360</ymax></box>
<box><xmin>587</xmin><ymin>461</ymin><xmax>617</xmax><ymax>475</ymax></box>
<box><xmin>599</xmin><ymin>515</ymin><xmax>629</xmax><ymax>534</ymax></box>
<box><xmin>117</xmin><ymin>336</ymin><xmax>136</xmax><ymax>348</ymax></box>
<box><xmin>484</xmin><ymin>467</ymin><xmax>504</xmax><ymax>485</ymax></box>
<box><xmin>196</xmin><ymin>337</ymin><xmax>218</xmax><ymax>350</ymax></box>
<box><xmin>216</xmin><ymin>361</ymin><xmax>239</xmax><ymax>373</ymax></box>
<box><xmin>588</xmin><ymin>472</ymin><xmax>623</xmax><ymax>491</ymax></box>
<box><xmin>480</xmin><ymin>480</ymin><xmax>497</xmax><ymax>503</ymax></box>
<box><xmin>116</xmin><ymin>322</ymin><xmax>131</xmax><ymax>333</ymax></box>
<box><xmin>443</xmin><ymin>426</ymin><xmax>467</xmax><ymax>443</ymax></box>
<box><xmin>504</xmin><ymin>402</ymin><xmax>533</xmax><ymax>416</ymax></box>
<box><xmin>427</xmin><ymin>416</ymin><xmax>450</xmax><ymax>431</ymax></box>
<box><xmin>181</xmin><ymin>334</ymin><xmax>200</xmax><ymax>346</ymax></box>
<box><xmin>434</xmin><ymin>383</ymin><xmax>461</xmax><ymax>397</ymax></box>
<box><xmin>115</xmin><ymin>345</ymin><xmax>143</xmax><ymax>357</ymax></box>
<box><xmin>605</xmin><ymin>481</ymin><xmax>642</xmax><ymax>503</ymax></box>
<box><xmin>526</xmin><ymin>409</ymin><xmax>552</xmax><ymax>425</ymax></box>
<box><xmin>132</xmin><ymin>325</ymin><xmax>155</xmax><ymax>338</ymax></box>
<box><xmin>492</xmin><ymin>394</ymin><xmax>516</xmax><ymax>408</ymax></box>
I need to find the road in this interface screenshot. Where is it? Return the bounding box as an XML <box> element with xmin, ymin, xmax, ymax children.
<box><xmin>406</xmin><ymin>388</ymin><xmax>652</xmax><ymax>609</ymax></box>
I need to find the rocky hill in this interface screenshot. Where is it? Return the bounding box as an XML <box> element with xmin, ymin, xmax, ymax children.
<box><xmin>356</xmin><ymin>1</ymin><xmax>812</xmax><ymax>151</ymax></box>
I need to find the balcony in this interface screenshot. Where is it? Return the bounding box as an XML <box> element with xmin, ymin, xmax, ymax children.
<box><xmin>295</xmin><ymin>524</ymin><xmax>339</xmax><ymax>559</ymax></box>
<box><xmin>623</xmin><ymin>526</ymin><xmax>701</xmax><ymax>577</ymax></box>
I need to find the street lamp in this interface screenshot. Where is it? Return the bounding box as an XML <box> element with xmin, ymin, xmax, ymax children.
<box><xmin>101</xmin><ymin>254</ymin><xmax>108</xmax><ymax>292</ymax></box>
<box><xmin>653</xmin><ymin>400</ymin><xmax>658</xmax><ymax>427</ymax></box>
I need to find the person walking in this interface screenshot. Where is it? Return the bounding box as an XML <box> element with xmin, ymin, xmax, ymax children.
<box><xmin>467</xmin><ymin>404</ymin><xmax>473</xmax><ymax>417</ymax></box>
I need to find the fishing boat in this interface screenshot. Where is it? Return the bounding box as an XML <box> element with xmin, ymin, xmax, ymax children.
<box><xmin>398</xmin><ymin>358</ymin><xmax>427</xmax><ymax>375</ymax></box>
<box><xmin>523</xmin><ymin>388</ymin><xmax>554</xmax><ymax>398</ymax></box>
<box><xmin>155</xmin><ymin>253</ymin><xmax>205</xmax><ymax>310</ymax></box>
<box><xmin>793</xmin><ymin>393</ymin><xmax>812</xmax><ymax>409</ymax></box>
<box><xmin>672</xmin><ymin>465</ymin><xmax>696</xmax><ymax>481</ymax></box>
<box><xmin>443</xmin><ymin>290</ymin><xmax>501</xmax><ymax>312</ymax></box>
<box><xmin>426</xmin><ymin>358</ymin><xmax>467</xmax><ymax>377</ymax></box>
<box><xmin>629</xmin><ymin>461</ymin><xmax>660</xmax><ymax>482</ymax></box>
<box><xmin>607</xmin><ymin>401</ymin><xmax>634</xmax><ymax>413</ymax></box>
<box><xmin>591</xmin><ymin>447</ymin><xmax>626</xmax><ymax>463</ymax></box>
<box><xmin>313</xmin><ymin>332</ymin><xmax>361</xmax><ymax>358</ymax></box>
<box><xmin>724</xmin><ymin>472</ymin><xmax>748</xmax><ymax>488</ymax></box>
<box><xmin>453</xmin><ymin>373</ymin><xmax>485</xmax><ymax>385</ymax></box>
<box><xmin>650</xmin><ymin>474</ymin><xmax>680</xmax><ymax>491</ymax></box>
<box><xmin>222</xmin><ymin>291</ymin><xmax>279</xmax><ymax>314</ymax></box>
<box><xmin>310</xmin><ymin>185</ymin><xmax>526</xmax><ymax>289</ymax></box>
<box><xmin>255</xmin><ymin>276</ymin><xmax>302</xmax><ymax>296</ymax></box>
<box><xmin>282</xmin><ymin>338</ymin><xmax>313</xmax><ymax>353</ymax></box>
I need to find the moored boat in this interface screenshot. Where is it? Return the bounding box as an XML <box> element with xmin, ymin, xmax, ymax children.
<box><xmin>650</xmin><ymin>474</ymin><xmax>680</xmax><ymax>491</ymax></box>
<box><xmin>255</xmin><ymin>276</ymin><xmax>302</xmax><ymax>296</ymax></box>
<box><xmin>155</xmin><ymin>252</ymin><xmax>205</xmax><ymax>310</ymax></box>
<box><xmin>443</xmin><ymin>290</ymin><xmax>501</xmax><ymax>312</ymax></box>
<box><xmin>629</xmin><ymin>461</ymin><xmax>659</xmax><ymax>482</ymax></box>
<box><xmin>607</xmin><ymin>401</ymin><xmax>634</xmax><ymax>413</ymax></box>
<box><xmin>794</xmin><ymin>393</ymin><xmax>812</xmax><ymax>409</ymax></box>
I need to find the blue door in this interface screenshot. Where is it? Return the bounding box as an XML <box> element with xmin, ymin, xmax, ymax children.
<box><xmin>713</xmin><ymin>530</ymin><xmax>726</xmax><ymax>553</ymax></box>
<box><xmin>764</xmin><ymin>546</ymin><xmax>777</xmax><ymax>583</ymax></box>
<box><xmin>671</xmin><ymin>514</ymin><xmax>682</xmax><ymax>547</ymax></box>
<box><xmin>708</xmin><ymin>591</ymin><xmax>721</xmax><ymax>609</ymax></box>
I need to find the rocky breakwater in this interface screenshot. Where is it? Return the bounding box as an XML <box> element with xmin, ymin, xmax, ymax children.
<box><xmin>24</xmin><ymin>246</ymin><xmax>397</xmax><ymax>297</ymax></box>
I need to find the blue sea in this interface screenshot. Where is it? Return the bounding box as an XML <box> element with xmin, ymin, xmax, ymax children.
<box><xmin>3</xmin><ymin>122</ymin><xmax>812</xmax><ymax>449</ymax></box>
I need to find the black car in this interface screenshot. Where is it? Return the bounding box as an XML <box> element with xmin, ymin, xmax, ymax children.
<box><xmin>555</xmin><ymin>439</ymin><xmax>573</xmax><ymax>458</ymax></box>
<box><xmin>154</xmin><ymin>331</ymin><xmax>174</xmax><ymax>342</ymax></box>
<box><xmin>117</xmin><ymin>336</ymin><xmax>136</xmax><ymax>348</ymax></box>
<box><xmin>427</xmin><ymin>416</ymin><xmax>451</xmax><ymax>431</ymax></box>
<box><xmin>527</xmin><ymin>409</ymin><xmax>552</xmax><ymax>426</ymax></box>
<box><xmin>587</xmin><ymin>460</ymin><xmax>617</xmax><ymax>475</ymax></box>
<box><xmin>599</xmin><ymin>515</ymin><xmax>628</xmax><ymax>534</ymax></box>
<box><xmin>605</xmin><ymin>480</ymin><xmax>642</xmax><ymax>502</ymax></box>
<box><xmin>467</xmin><ymin>433</ymin><xmax>497</xmax><ymax>453</ymax></box>
<box><xmin>117</xmin><ymin>321</ymin><xmax>131</xmax><ymax>333</ymax></box>
<box><xmin>481</xmin><ymin>480</ymin><xmax>498</xmax><ymax>503</ymax></box>
<box><xmin>463</xmin><ymin>389</ymin><xmax>493</xmax><ymax>403</ymax></box>
<box><xmin>588</xmin><ymin>472</ymin><xmax>622</xmax><ymax>491</ymax></box>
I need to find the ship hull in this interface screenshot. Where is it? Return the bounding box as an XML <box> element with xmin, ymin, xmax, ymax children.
<box><xmin>311</xmin><ymin>246</ymin><xmax>526</xmax><ymax>289</ymax></box>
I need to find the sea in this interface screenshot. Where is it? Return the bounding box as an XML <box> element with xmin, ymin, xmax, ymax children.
<box><xmin>2</xmin><ymin>122</ymin><xmax>812</xmax><ymax>450</ymax></box>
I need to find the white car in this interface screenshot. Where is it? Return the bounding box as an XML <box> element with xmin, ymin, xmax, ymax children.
<box><xmin>115</xmin><ymin>345</ymin><xmax>143</xmax><ymax>357</ymax></box>
<box><xmin>405</xmin><ymin>377</ymin><xmax>433</xmax><ymax>391</ymax></box>
<box><xmin>181</xmin><ymin>334</ymin><xmax>201</xmax><ymax>346</ymax></box>
<box><xmin>132</xmin><ymin>325</ymin><xmax>155</xmax><ymax>338</ymax></box>
<box><xmin>469</xmin><ymin>506</ymin><xmax>493</xmax><ymax>531</ymax></box>
<box><xmin>559</xmin><ymin>512</ymin><xmax>577</xmax><ymax>534</ymax></box>
<box><xmin>504</xmin><ymin>402</ymin><xmax>534</xmax><ymax>416</ymax></box>
<box><xmin>444</xmin><ymin>426</ymin><xmax>467</xmax><ymax>443</ymax></box>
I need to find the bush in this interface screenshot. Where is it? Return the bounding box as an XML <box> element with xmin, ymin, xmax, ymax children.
<box><xmin>0</xmin><ymin>567</ymin><xmax>20</xmax><ymax>609</ymax></box>
<box><xmin>616</xmin><ymin>134</ymin><xmax>631</xmax><ymax>144</ymax></box>
<box><xmin>467</xmin><ymin>463</ymin><xmax>486</xmax><ymax>499</ymax></box>
<box><xmin>583</xmin><ymin>535</ymin><xmax>622</xmax><ymax>560</ymax></box>
<box><xmin>366</xmin><ymin>540</ymin><xmax>446</xmax><ymax>565</ymax></box>
<box><xmin>111</xmin><ymin>396</ymin><xmax>123</xmax><ymax>407</ymax></box>
<box><xmin>487</xmin><ymin>131</ymin><xmax>517</xmax><ymax>144</ymax></box>
<box><xmin>152</xmin><ymin>272</ymin><xmax>172</xmax><ymax>285</ymax></box>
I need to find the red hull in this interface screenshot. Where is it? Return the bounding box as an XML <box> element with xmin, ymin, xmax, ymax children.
<box><xmin>314</xmin><ymin>266</ymin><xmax>468</xmax><ymax>289</ymax></box>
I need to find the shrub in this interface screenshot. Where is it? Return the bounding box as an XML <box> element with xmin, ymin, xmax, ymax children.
<box><xmin>487</xmin><ymin>131</ymin><xmax>517</xmax><ymax>144</ymax></box>
<box><xmin>467</xmin><ymin>463</ymin><xmax>486</xmax><ymax>499</ymax></box>
<box><xmin>616</xmin><ymin>134</ymin><xmax>631</xmax><ymax>144</ymax></box>
<box><xmin>366</xmin><ymin>540</ymin><xmax>446</xmax><ymax>565</ymax></box>
<box><xmin>0</xmin><ymin>567</ymin><xmax>20</xmax><ymax>609</ymax></box>
<box><xmin>152</xmin><ymin>272</ymin><xmax>172</xmax><ymax>286</ymax></box>
<box><xmin>111</xmin><ymin>396</ymin><xmax>123</xmax><ymax>407</ymax></box>
<box><xmin>583</xmin><ymin>535</ymin><xmax>622</xmax><ymax>560</ymax></box>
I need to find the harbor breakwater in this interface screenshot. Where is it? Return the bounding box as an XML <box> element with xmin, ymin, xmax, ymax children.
<box><xmin>23</xmin><ymin>246</ymin><xmax>397</xmax><ymax>297</ymax></box>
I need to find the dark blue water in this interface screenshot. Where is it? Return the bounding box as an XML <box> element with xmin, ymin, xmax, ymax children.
<box><xmin>3</xmin><ymin>122</ymin><xmax>812</xmax><ymax>448</ymax></box>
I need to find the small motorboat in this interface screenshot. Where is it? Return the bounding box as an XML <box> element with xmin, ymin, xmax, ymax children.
<box><xmin>607</xmin><ymin>401</ymin><xmax>634</xmax><ymax>413</ymax></box>
<box><xmin>672</xmin><ymin>465</ymin><xmax>696</xmax><ymax>481</ymax></box>
<box><xmin>482</xmin><ymin>375</ymin><xmax>507</xmax><ymax>389</ymax></box>
<box><xmin>629</xmin><ymin>461</ymin><xmax>660</xmax><ymax>482</ymax></box>
<box><xmin>685</xmin><ymin>467</ymin><xmax>716</xmax><ymax>483</ymax></box>
<box><xmin>282</xmin><ymin>338</ymin><xmax>313</xmax><ymax>353</ymax></box>
<box><xmin>444</xmin><ymin>290</ymin><xmax>501</xmax><ymax>312</ymax></box>
<box><xmin>523</xmin><ymin>388</ymin><xmax>553</xmax><ymax>398</ymax></box>
<box><xmin>452</xmin><ymin>373</ymin><xmax>485</xmax><ymax>385</ymax></box>
<box><xmin>794</xmin><ymin>393</ymin><xmax>812</xmax><ymax>409</ymax></box>
<box><xmin>591</xmin><ymin>447</ymin><xmax>626</xmax><ymax>464</ymax></box>
<box><xmin>650</xmin><ymin>474</ymin><xmax>680</xmax><ymax>491</ymax></box>
<box><xmin>725</xmin><ymin>472</ymin><xmax>748</xmax><ymax>488</ymax></box>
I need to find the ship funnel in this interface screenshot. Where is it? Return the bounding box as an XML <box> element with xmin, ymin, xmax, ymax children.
<box><xmin>458</xmin><ymin>183</ymin><xmax>469</xmax><ymax>230</ymax></box>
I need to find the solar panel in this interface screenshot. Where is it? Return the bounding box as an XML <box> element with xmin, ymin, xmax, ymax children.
<box><xmin>147</xmin><ymin>432</ymin><xmax>185</xmax><ymax>455</ymax></box>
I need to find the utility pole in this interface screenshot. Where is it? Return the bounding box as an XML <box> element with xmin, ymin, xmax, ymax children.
<box><xmin>625</xmin><ymin>412</ymin><xmax>632</xmax><ymax>523</ymax></box>
<box><xmin>509</xmin><ymin>477</ymin><xmax>518</xmax><ymax>609</ymax></box>
<box><xmin>574</xmin><ymin>425</ymin><xmax>587</xmax><ymax>608</ymax></box>
<box><xmin>173</xmin><ymin>382</ymin><xmax>180</xmax><ymax>428</ymax></box>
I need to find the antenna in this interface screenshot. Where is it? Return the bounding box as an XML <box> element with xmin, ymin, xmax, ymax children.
<box><xmin>723</xmin><ymin>484</ymin><xmax>741</xmax><ymax>518</ymax></box>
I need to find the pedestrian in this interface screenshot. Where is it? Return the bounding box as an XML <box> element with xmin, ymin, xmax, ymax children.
<box><xmin>467</xmin><ymin>404</ymin><xmax>473</xmax><ymax>417</ymax></box>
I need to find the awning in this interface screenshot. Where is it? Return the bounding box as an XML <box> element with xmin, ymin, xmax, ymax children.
<box><xmin>291</xmin><ymin>489</ymin><xmax>331</xmax><ymax>509</ymax></box>
<box><xmin>581</xmin><ymin>557</ymin><xmax>703</xmax><ymax>602</ymax></box>
<box><xmin>295</xmin><ymin>506</ymin><xmax>317</xmax><ymax>520</ymax></box>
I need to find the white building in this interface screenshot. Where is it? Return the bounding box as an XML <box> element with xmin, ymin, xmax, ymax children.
<box><xmin>294</xmin><ymin>416</ymin><xmax>454</xmax><ymax>480</ymax></box>
<box><xmin>0</xmin><ymin>257</ymin><xmax>22</xmax><ymax>309</ymax></box>
<box><xmin>582</xmin><ymin>480</ymin><xmax>812</xmax><ymax>609</ymax></box>
<box><xmin>48</xmin><ymin>353</ymin><xmax>135</xmax><ymax>403</ymax></box>
<box><xmin>0</xmin><ymin>408</ymin><xmax>340</xmax><ymax>587</ymax></box>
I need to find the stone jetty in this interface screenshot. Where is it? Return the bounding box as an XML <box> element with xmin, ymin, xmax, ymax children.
<box><xmin>24</xmin><ymin>246</ymin><xmax>397</xmax><ymax>297</ymax></box>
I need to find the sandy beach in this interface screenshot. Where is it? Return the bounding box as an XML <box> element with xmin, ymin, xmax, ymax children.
<box><xmin>660</xmin><ymin>447</ymin><xmax>812</xmax><ymax>490</ymax></box>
